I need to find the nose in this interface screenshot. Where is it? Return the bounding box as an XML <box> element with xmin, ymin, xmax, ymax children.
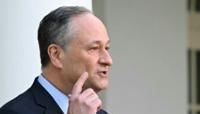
<box><xmin>99</xmin><ymin>50</ymin><xmax>113</xmax><ymax>66</ymax></box>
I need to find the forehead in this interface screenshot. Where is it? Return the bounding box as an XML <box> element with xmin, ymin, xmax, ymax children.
<box><xmin>70</xmin><ymin>13</ymin><xmax>110</xmax><ymax>45</ymax></box>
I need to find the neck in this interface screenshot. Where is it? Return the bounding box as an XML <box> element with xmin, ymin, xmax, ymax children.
<box><xmin>42</xmin><ymin>65</ymin><xmax>74</xmax><ymax>96</ymax></box>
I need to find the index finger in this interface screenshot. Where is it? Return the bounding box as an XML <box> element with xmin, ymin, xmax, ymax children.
<box><xmin>71</xmin><ymin>72</ymin><xmax>88</xmax><ymax>95</ymax></box>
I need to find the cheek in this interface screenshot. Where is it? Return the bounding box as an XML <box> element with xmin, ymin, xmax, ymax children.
<box><xmin>84</xmin><ymin>58</ymin><xmax>99</xmax><ymax>74</ymax></box>
<box><xmin>68</xmin><ymin>50</ymin><xmax>99</xmax><ymax>74</ymax></box>
<box><xmin>70</xmin><ymin>58</ymin><xmax>86</xmax><ymax>74</ymax></box>
<box><xmin>63</xmin><ymin>54</ymin><xmax>85</xmax><ymax>76</ymax></box>
<box><xmin>70</xmin><ymin>58</ymin><xmax>92</xmax><ymax>75</ymax></box>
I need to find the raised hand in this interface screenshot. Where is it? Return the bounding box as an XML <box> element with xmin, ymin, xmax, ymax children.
<box><xmin>67</xmin><ymin>72</ymin><xmax>102</xmax><ymax>114</ymax></box>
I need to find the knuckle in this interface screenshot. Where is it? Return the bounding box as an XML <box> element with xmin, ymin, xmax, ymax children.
<box><xmin>91</xmin><ymin>105</ymin><xmax>96</xmax><ymax>109</ymax></box>
<box><xmin>88</xmin><ymin>88</ymin><xmax>94</xmax><ymax>93</ymax></box>
<box><xmin>98</xmin><ymin>99</ymin><xmax>102</xmax><ymax>105</ymax></box>
<box><xmin>84</xmin><ymin>100</ymin><xmax>90</xmax><ymax>106</ymax></box>
<box><xmin>94</xmin><ymin>93</ymin><xmax>98</xmax><ymax>98</ymax></box>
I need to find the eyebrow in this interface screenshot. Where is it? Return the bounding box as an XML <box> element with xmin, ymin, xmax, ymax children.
<box><xmin>88</xmin><ymin>40</ymin><xmax>111</xmax><ymax>45</ymax></box>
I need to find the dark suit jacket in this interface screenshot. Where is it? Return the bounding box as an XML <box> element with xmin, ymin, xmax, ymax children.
<box><xmin>0</xmin><ymin>78</ymin><xmax>108</xmax><ymax>114</ymax></box>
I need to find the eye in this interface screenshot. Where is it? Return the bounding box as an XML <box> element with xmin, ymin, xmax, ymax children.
<box><xmin>87</xmin><ymin>46</ymin><xmax>100</xmax><ymax>55</ymax></box>
<box><xmin>105</xmin><ymin>46</ymin><xmax>110</xmax><ymax>51</ymax></box>
<box><xmin>88</xmin><ymin>46</ymin><xmax>100</xmax><ymax>51</ymax></box>
<box><xmin>90</xmin><ymin>46</ymin><xmax>99</xmax><ymax>50</ymax></box>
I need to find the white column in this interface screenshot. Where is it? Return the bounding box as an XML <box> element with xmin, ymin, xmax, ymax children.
<box><xmin>0</xmin><ymin>0</ymin><xmax>91</xmax><ymax>106</ymax></box>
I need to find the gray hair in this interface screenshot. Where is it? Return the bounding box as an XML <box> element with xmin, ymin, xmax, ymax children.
<box><xmin>38</xmin><ymin>6</ymin><xmax>91</xmax><ymax>68</ymax></box>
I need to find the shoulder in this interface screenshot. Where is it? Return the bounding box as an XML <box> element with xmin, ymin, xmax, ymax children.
<box><xmin>0</xmin><ymin>88</ymin><xmax>43</xmax><ymax>114</ymax></box>
<box><xmin>0</xmin><ymin>108</ymin><xmax>20</xmax><ymax>114</ymax></box>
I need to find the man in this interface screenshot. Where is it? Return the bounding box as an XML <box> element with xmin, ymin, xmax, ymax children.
<box><xmin>0</xmin><ymin>6</ymin><xmax>112</xmax><ymax>114</ymax></box>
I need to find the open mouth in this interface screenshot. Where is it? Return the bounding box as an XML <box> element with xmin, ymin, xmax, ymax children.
<box><xmin>97</xmin><ymin>71</ymin><xmax>108</xmax><ymax>77</ymax></box>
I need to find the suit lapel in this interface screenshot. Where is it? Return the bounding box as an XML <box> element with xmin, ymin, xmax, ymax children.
<box><xmin>30</xmin><ymin>77</ymin><xmax>64</xmax><ymax>114</ymax></box>
<box><xmin>29</xmin><ymin>77</ymin><xmax>108</xmax><ymax>114</ymax></box>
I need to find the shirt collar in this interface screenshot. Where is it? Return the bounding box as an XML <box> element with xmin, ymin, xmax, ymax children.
<box><xmin>38</xmin><ymin>74</ymin><xmax>69</xmax><ymax>114</ymax></box>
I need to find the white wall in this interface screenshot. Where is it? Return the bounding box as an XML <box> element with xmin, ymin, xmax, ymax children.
<box><xmin>0</xmin><ymin>0</ymin><xmax>91</xmax><ymax>106</ymax></box>
<box><xmin>94</xmin><ymin>1</ymin><xmax>187</xmax><ymax>114</ymax></box>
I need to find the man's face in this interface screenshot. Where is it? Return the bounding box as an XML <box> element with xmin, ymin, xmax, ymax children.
<box><xmin>61</xmin><ymin>13</ymin><xmax>112</xmax><ymax>92</ymax></box>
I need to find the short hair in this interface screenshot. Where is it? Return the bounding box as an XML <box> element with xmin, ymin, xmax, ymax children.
<box><xmin>38</xmin><ymin>6</ymin><xmax>91</xmax><ymax>68</ymax></box>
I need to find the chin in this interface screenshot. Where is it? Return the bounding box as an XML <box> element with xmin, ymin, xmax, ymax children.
<box><xmin>87</xmin><ymin>76</ymin><xmax>109</xmax><ymax>92</ymax></box>
<box><xmin>94</xmin><ymin>81</ymin><xmax>108</xmax><ymax>92</ymax></box>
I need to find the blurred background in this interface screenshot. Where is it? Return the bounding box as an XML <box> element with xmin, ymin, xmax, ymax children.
<box><xmin>0</xmin><ymin>0</ymin><xmax>198</xmax><ymax>114</ymax></box>
<box><xmin>187</xmin><ymin>0</ymin><xmax>200</xmax><ymax>114</ymax></box>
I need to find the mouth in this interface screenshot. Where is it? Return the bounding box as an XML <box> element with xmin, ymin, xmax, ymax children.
<box><xmin>97</xmin><ymin>71</ymin><xmax>108</xmax><ymax>78</ymax></box>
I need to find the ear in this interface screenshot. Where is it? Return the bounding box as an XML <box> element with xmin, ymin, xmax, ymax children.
<box><xmin>47</xmin><ymin>44</ymin><xmax>64</xmax><ymax>69</ymax></box>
